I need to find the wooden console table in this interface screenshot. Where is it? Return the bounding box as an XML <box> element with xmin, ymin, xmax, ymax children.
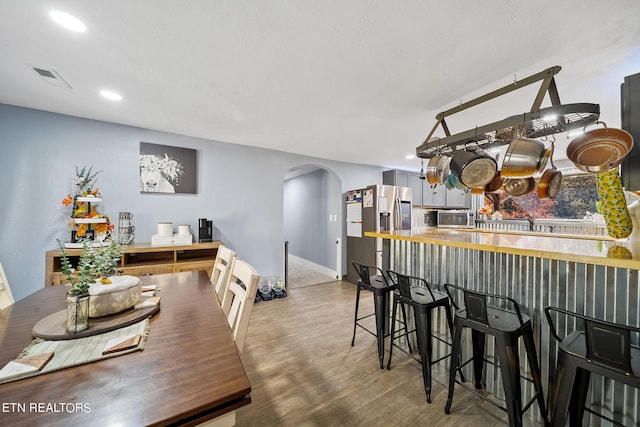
<box><xmin>45</xmin><ymin>241</ymin><xmax>222</xmax><ymax>285</ymax></box>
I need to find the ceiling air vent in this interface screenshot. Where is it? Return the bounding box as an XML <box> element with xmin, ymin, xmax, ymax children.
<box><xmin>30</xmin><ymin>66</ymin><xmax>72</xmax><ymax>89</ymax></box>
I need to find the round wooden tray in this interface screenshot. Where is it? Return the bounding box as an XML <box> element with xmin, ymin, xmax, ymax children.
<box><xmin>32</xmin><ymin>304</ymin><xmax>160</xmax><ymax>340</ymax></box>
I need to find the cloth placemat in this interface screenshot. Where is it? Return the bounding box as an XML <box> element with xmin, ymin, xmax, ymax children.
<box><xmin>0</xmin><ymin>318</ymin><xmax>150</xmax><ymax>385</ymax></box>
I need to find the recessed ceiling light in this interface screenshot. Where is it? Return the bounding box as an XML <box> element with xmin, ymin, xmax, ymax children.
<box><xmin>100</xmin><ymin>90</ymin><xmax>123</xmax><ymax>101</ymax></box>
<box><xmin>542</xmin><ymin>114</ymin><xmax>557</xmax><ymax>122</ymax></box>
<box><xmin>49</xmin><ymin>10</ymin><xmax>87</xmax><ymax>32</ymax></box>
<box><xmin>406</xmin><ymin>154</ymin><xmax>415</xmax><ymax>160</ymax></box>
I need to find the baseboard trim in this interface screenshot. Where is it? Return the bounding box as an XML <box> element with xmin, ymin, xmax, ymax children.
<box><xmin>289</xmin><ymin>255</ymin><xmax>338</xmax><ymax>279</ymax></box>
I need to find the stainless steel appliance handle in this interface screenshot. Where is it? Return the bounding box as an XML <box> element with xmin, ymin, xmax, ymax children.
<box><xmin>395</xmin><ymin>197</ymin><xmax>401</xmax><ymax>231</ymax></box>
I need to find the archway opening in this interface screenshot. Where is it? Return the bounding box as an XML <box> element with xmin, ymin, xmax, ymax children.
<box><xmin>283</xmin><ymin>164</ymin><xmax>342</xmax><ymax>288</ymax></box>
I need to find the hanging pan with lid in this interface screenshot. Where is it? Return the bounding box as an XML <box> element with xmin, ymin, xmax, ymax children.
<box><xmin>566</xmin><ymin>121</ymin><xmax>634</xmax><ymax>173</ymax></box>
<box><xmin>450</xmin><ymin>148</ymin><xmax>497</xmax><ymax>189</ymax></box>
<box><xmin>501</xmin><ymin>137</ymin><xmax>551</xmax><ymax>178</ymax></box>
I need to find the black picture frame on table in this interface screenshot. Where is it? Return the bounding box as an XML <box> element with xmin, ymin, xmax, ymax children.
<box><xmin>72</xmin><ymin>229</ymin><xmax>95</xmax><ymax>243</ymax></box>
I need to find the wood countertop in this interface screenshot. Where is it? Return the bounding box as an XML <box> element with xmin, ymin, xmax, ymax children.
<box><xmin>366</xmin><ymin>229</ymin><xmax>640</xmax><ymax>270</ymax></box>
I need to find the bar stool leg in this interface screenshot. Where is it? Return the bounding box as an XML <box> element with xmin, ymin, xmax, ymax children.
<box><xmin>413</xmin><ymin>306</ymin><xmax>433</xmax><ymax>402</ymax></box>
<box><xmin>522</xmin><ymin>329</ymin><xmax>550</xmax><ymax>425</ymax></box>
<box><xmin>423</xmin><ymin>308</ymin><xmax>433</xmax><ymax>403</ymax></box>
<box><xmin>373</xmin><ymin>288</ymin><xmax>387</xmax><ymax>369</ymax></box>
<box><xmin>497</xmin><ymin>337</ymin><xmax>524</xmax><ymax>427</ymax></box>
<box><xmin>351</xmin><ymin>284</ymin><xmax>362</xmax><ymax>346</ymax></box>
<box><xmin>444</xmin><ymin>321</ymin><xmax>464</xmax><ymax>414</ymax></box>
<box><xmin>471</xmin><ymin>329</ymin><xmax>486</xmax><ymax>389</ymax></box>
<box><xmin>399</xmin><ymin>302</ymin><xmax>413</xmax><ymax>354</ymax></box>
<box><xmin>443</xmin><ymin>303</ymin><xmax>466</xmax><ymax>383</ymax></box>
<box><xmin>420</xmin><ymin>351</ymin><xmax>432</xmax><ymax>403</ymax></box>
<box><xmin>549</xmin><ymin>350</ymin><xmax>579</xmax><ymax>427</ymax></box>
<box><xmin>568</xmin><ymin>369</ymin><xmax>591</xmax><ymax>427</ymax></box>
<box><xmin>386</xmin><ymin>296</ymin><xmax>399</xmax><ymax>370</ymax></box>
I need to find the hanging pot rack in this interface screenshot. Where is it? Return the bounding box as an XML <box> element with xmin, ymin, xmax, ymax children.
<box><xmin>416</xmin><ymin>66</ymin><xmax>600</xmax><ymax>158</ymax></box>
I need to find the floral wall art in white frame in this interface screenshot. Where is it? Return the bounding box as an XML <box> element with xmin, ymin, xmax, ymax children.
<box><xmin>139</xmin><ymin>142</ymin><xmax>197</xmax><ymax>194</ymax></box>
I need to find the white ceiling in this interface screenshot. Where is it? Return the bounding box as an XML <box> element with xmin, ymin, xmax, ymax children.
<box><xmin>1</xmin><ymin>1</ymin><xmax>639</xmax><ymax>172</ymax></box>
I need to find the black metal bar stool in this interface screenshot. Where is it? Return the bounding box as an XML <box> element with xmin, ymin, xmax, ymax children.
<box><xmin>351</xmin><ymin>261</ymin><xmax>410</xmax><ymax>369</ymax></box>
<box><xmin>386</xmin><ymin>270</ymin><xmax>457</xmax><ymax>403</ymax></box>
<box><xmin>443</xmin><ymin>284</ymin><xmax>549</xmax><ymax>427</ymax></box>
<box><xmin>545</xmin><ymin>306</ymin><xmax>640</xmax><ymax>427</ymax></box>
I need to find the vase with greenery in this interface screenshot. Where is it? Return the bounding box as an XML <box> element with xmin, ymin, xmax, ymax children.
<box><xmin>58</xmin><ymin>239</ymin><xmax>122</xmax><ymax>332</ymax></box>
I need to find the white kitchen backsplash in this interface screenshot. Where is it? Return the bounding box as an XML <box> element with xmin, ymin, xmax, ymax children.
<box><xmin>412</xmin><ymin>207</ymin><xmax>437</xmax><ymax>228</ymax></box>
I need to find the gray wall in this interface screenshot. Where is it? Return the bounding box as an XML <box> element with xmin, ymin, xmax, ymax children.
<box><xmin>284</xmin><ymin>168</ymin><xmax>342</xmax><ymax>272</ymax></box>
<box><xmin>0</xmin><ymin>104</ymin><xmax>384</xmax><ymax>301</ymax></box>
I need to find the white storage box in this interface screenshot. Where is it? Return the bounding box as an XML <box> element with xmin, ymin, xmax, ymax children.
<box><xmin>151</xmin><ymin>233</ymin><xmax>193</xmax><ymax>246</ymax></box>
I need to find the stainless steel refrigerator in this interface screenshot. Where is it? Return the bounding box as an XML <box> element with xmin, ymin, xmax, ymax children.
<box><xmin>346</xmin><ymin>185</ymin><xmax>412</xmax><ymax>283</ymax></box>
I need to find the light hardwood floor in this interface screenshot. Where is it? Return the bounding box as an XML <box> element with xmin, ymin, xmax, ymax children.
<box><xmin>236</xmin><ymin>280</ymin><xmax>546</xmax><ymax>426</ymax></box>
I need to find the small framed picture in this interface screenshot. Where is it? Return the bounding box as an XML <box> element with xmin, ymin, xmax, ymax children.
<box><xmin>72</xmin><ymin>229</ymin><xmax>95</xmax><ymax>243</ymax></box>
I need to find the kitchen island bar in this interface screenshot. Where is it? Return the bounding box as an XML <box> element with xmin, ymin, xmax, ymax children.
<box><xmin>367</xmin><ymin>229</ymin><xmax>639</xmax><ymax>426</ymax></box>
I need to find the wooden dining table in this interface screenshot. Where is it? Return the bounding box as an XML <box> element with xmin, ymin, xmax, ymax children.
<box><xmin>0</xmin><ymin>270</ymin><xmax>251</xmax><ymax>426</ymax></box>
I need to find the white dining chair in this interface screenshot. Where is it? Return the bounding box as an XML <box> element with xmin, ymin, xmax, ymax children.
<box><xmin>0</xmin><ymin>261</ymin><xmax>15</xmax><ymax>310</ymax></box>
<box><xmin>220</xmin><ymin>259</ymin><xmax>259</xmax><ymax>353</ymax></box>
<box><xmin>210</xmin><ymin>245</ymin><xmax>236</xmax><ymax>304</ymax></box>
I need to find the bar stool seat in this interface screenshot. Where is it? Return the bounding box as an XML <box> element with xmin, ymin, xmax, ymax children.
<box><xmin>544</xmin><ymin>306</ymin><xmax>640</xmax><ymax>427</ymax></box>
<box><xmin>386</xmin><ymin>270</ymin><xmax>456</xmax><ymax>403</ymax></box>
<box><xmin>444</xmin><ymin>284</ymin><xmax>549</xmax><ymax>427</ymax></box>
<box><xmin>351</xmin><ymin>261</ymin><xmax>410</xmax><ymax>369</ymax></box>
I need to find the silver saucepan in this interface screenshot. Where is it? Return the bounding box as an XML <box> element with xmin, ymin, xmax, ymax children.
<box><xmin>426</xmin><ymin>155</ymin><xmax>451</xmax><ymax>188</ymax></box>
<box><xmin>501</xmin><ymin>137</ymin><xmax>551</xmax><ymax>178</ymax></box>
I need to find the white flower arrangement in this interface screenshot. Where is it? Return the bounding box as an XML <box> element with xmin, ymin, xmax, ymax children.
<box><xmin>139</xmin><ymin>153</ymin><xmax>184</xmax><ymax>183</ymax></box>
<box><xmin>73</xmin><ymin>166</ymin><xmax>102</xmax><ymax>194</ymax></box>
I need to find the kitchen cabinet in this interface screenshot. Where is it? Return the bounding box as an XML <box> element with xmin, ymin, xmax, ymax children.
<box><xmin>383</xmin><ymin>169</ymin><xmax>422</xmax><ymax>206</ymax></box>
<box><xmin>445</xmin><ymin>189</ymin><xmax>471</xmax><ymax>208</ymax></box>
<box><xmin>383</xmin><ymin>169</ymin><xmax>410</xmax><ymax>187</ymax></box>
<box><xmin>407</xmin><ymin>174</ymin><xmax>424</xmax><ymax>206</ymax></box>
<box><xmin>384</xmin><ymin>169</ymin><xmax>471</xmax><ymax>208</ymax></box>
<box><xmin>622</xmin><ymin>71</ymin><xmax>640</xmax><ymax>191</ymax></box>
<box><xmin>422</xmin><ymin>183</ymin><xmax>446</xmax><ymax>207</ymax></box>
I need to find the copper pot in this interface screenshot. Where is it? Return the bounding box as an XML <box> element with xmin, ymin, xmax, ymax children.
<box><xmin>538</xmin><ymin>168</ymin><xmax>563</xmax><ymax>199</ymax></box>
<box><xmin>484</xmin><ymin>174</ymin><xmax>504</xmax><ymax>193</ymax></box>
<box><xmin>566</xmin><ymin>122</ymin><xmax>634</xmax><ymax>173</ymax></box>
<box><xmin>503</xmin><ymin>177</ymin><xmax>535</xmax><ymax>197</ymax></box>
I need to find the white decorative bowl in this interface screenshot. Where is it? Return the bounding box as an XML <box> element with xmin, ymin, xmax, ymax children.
<box><xmin>88</xmin><ymin>275</ymin><xmax>142</xmax><ymax>318</ymax></box>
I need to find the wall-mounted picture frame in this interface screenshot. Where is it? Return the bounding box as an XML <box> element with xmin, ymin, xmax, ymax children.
<box><xmin>139</xmin><ymin>142</ymin><xmax>197</xmax><ymax>194</ymax></box>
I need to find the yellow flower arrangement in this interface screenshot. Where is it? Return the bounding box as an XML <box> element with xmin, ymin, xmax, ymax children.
<box><xmin>60</xmin><ymin>166</ymin><xmax>114</xmax><ymax>242</ymax></box>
